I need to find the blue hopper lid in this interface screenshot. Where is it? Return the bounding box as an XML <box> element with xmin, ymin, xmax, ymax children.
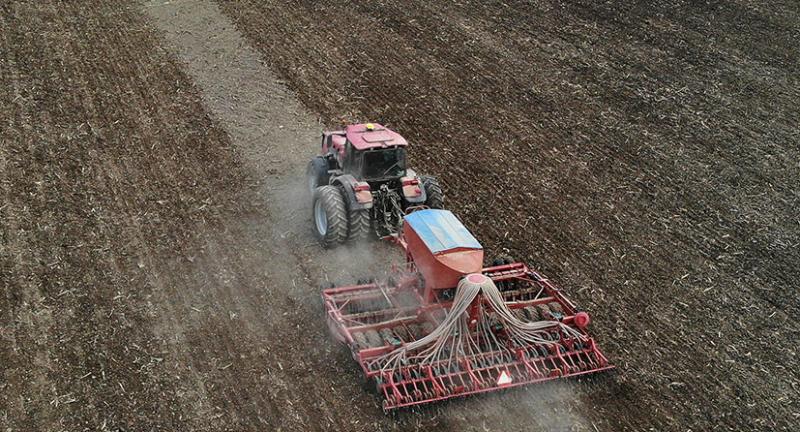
<box><xmin>404</xmin><ymin>209</ymin><xmax>482</xmax><ymax>254</ymax></box>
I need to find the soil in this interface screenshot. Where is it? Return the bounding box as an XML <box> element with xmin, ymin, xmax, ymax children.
<box><xmin>1</xmin><ymin>1</ymin><xmax>798</xmax><ymax>431</ymax></box>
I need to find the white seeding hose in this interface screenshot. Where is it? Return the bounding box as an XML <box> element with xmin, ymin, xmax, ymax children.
<box><xmin>371</xmin><ymin>274</ymin><xmax>585</xmax><ymax>373</ymax></box>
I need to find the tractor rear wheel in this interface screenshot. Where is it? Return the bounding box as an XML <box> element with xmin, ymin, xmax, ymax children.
<box><xmin>312</xmin><ymin>185</ymin><xmax>348</xmax><ymax>248</ymax></box>
<box><xmin>421</xmin><ymin>175</ymin><xmax>444</xmax><ymax>209</ymax></box>
<box><xmin>347</xmin><ymin>207</ymin><xmax>372</xmax><ymax>243</ymax></box>
<box><xmin>306</xmin><ymin>157</ymin><xmax>329</xmax><ymax>195</ymax></box>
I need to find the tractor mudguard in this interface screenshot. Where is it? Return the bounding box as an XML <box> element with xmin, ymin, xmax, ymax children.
<box><xmin>331</xmin><ymin>174</ymin><xmax>373</xmax><ymax>210</ymax></box>
<box><xmin>401</xmin><ymin>168</ymin><xmax>427</xmax><ymax>204</ymax></box>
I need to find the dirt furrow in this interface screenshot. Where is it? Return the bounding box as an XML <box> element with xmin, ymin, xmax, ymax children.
<box><xmin>214</xmin><ymin>1</ymin><xmax>800</xmax><ymax>430</ymax></box>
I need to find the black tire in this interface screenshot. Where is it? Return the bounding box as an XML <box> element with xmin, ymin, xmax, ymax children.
<box><xmin>492</xmin><ymin>255</ymin><xmax>515</xmax><ymax>266</ymax></box>
<box><xmin>420</xmin><ymin>175</ymin><xmax>444</xmax><ymax>209</ymax></box>
<box><xmin>312</xmin><ymin>185</ymin><xmax>348</xmax><ymax>248</ymax></box>
<box><xmin>306</xmin><ymin>157</ymin><xmax>329</xmax><ymax>195</ymax></box>
<box><xmin>347</xmin><ymin>207</ymin><xmax>372</xmax><ymax>243</ymax></box>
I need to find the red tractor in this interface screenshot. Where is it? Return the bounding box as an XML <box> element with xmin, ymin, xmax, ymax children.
<box><xmin>307</xmin><ymin>123</ymin><xmax>444</xmax><ymax>247</ymax></box>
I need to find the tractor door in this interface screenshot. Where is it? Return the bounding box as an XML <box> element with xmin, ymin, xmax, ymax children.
<box><xmin>342</xmin><ymin>142</ymin><xmax>363</xmax><ymax>178</ymax></box>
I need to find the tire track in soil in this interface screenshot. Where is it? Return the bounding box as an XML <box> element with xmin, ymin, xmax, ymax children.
<box><xmin>1</xmin><ymin>2</ymin><xmax>264</xmax><ymax>430</ymax></box>
<box><xmin>211</xmin><ymin>1</ymin><xmax>800</xmax><ymax>430</ymax></box>
<box><xmin>143</xmin><ymin>1</ymin><xmax>601</xmax><ymax>431</ymax></box>
<box><xmin>139</xmin><ymin>1</ymin><xmax>428</xmax><ymax>431</ymax></box>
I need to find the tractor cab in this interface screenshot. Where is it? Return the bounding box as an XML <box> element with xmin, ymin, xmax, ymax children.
<box><xmin>344</xmin><ymin>123</ymin><xmax>408</xmax><ymax>182</ymax></box>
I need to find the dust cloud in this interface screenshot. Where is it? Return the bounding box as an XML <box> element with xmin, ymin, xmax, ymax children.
<box><xmin>261</xmin><ymin>170</ymin><xmax>399</xmax><ymax>299</ymax></box>
<box><xmin>428</xmin><ymin>380</ymin><xmax>598</xmax><ymax>432</ymax></box>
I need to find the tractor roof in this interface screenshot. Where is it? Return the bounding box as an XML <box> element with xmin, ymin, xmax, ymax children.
<box><xmin>346</xmin><ymin>123</ymin><xmax>408</xmax><ymax>150</ymax></box>
<box><xmin>404</xmin><ymin>209</ymin><xmax>482</xmax><ymax>254</ymax></box>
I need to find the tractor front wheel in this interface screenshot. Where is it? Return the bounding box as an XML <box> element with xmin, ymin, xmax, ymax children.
<box><xmin>312</xmin><ymin>185</ymin><xmax>348</xmax><ymax>248</ymax></box>
<box><xmin>421</xmin><ymin>176</ymin><xmax>444</xmax><ymax>209</ymax></box>
<box><xmin>306</xmin><ymin>157</ymin><xmax>329</xmax><ymax>195</ymax></box>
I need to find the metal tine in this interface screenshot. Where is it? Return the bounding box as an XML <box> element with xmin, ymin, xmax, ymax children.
<box><xmin>409</xmin><ymin>372</ymin><xmax>422</xmax><ymax>400</ymax></box>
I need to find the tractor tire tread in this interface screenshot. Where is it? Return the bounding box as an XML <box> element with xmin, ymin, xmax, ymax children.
<box><xmin>313</xmin><ymin>185</ymin><xmax>348</xmax><ymax>248</ymax></box>
<box><xmin>420</xmin><ymin>175</ymin><xmax>444</xmax><ymax>209</ymax></box>
<box><xmin>347</xmin><ymin>207</ymin><xmax>372</xmax><ymax>243</ymax></box>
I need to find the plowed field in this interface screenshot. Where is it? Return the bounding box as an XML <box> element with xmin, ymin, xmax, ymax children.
<box><xmin>2</xmin><ymin>1</ymin><xmax>797</xmax><ymax>431</ymax></box>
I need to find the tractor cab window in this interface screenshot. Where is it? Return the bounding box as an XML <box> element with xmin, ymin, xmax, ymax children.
<box><xmin>342</xmin><ymin>143</ymin><xmax>358</xmax><ymax>172</ymax></box>
<box><xmin>363</xmin><ymin>148</ymin><xmax>406</xmax><ymax>179</ymax></box>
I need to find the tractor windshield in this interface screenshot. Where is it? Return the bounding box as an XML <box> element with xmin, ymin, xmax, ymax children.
<box><xmin>362</xmin><ymin>148</ymin><xmax>406</xmax><ymax>179</ymax></box>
